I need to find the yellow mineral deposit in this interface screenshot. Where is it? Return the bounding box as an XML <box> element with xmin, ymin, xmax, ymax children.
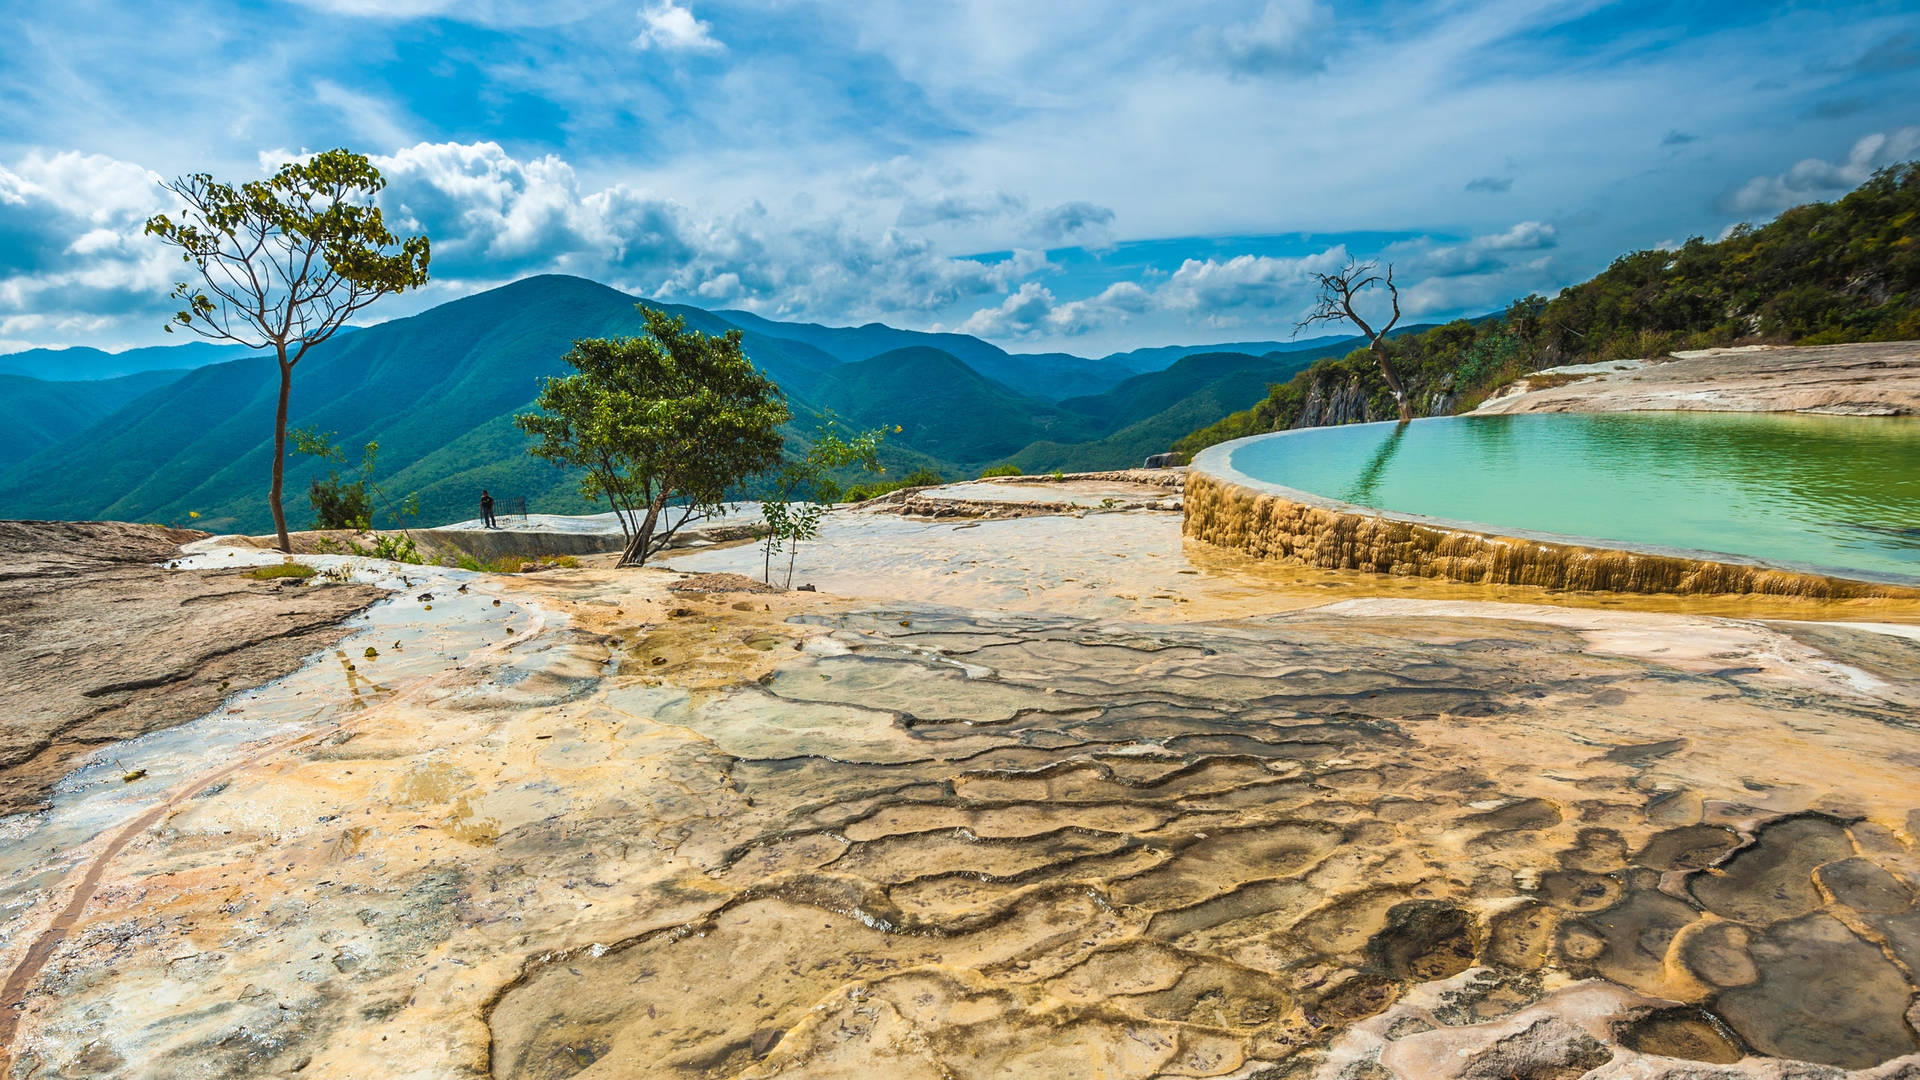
<box><xmin>3</xmin><ymin>492</ymin><xmax>1920</xmax><ymax>1079</ymax></box>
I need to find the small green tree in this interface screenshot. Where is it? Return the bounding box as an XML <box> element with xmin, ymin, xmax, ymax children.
<box><xmin>517</xmin><ymin>306</ymin><xmax>789</xmax><ymax>567</ymax></box>
<box><xmin>760</xmin><ymin>418</ymin><xmax>886</xmax><ymax>587</ymax></box>
<box><xmin>292</xmin><ymin>428</ymin><xmax>419</xmax><ymax>531</ymax></box>
<box><xmin>145</xmin><ymin>149</ymin><xmax>430</xmax><ymax>552</ymax></box>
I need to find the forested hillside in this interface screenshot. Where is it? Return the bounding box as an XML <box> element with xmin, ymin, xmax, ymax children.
<box><xmin>0</xmin><ymin>276</ymin><xmax>1363</xmax><ymax>530</ymax></box>
<box><xmin>1178</xmin><ymin>162</ymin><xmax>1920</xmax><ymax>453</ymax></box>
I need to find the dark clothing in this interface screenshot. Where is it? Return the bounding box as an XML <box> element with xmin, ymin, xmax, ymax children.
<box><xmin>481</xmin><ymin>495</ymin><xmax>496</xmax><ymax>529</ymax></box>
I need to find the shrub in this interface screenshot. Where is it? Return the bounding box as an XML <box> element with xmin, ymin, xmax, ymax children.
<box><xmin>309</xmin><ymin>472</ymin><xmax>371</xmax><ymax>529</ymax></box>
<box><xmin>978</xmin><ymin>463</ymin><xmax>1023</xmax><ymax>478</ymax></box>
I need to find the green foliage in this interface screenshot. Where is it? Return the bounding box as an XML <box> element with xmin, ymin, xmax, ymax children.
<box><xmin>841</xmin><ymin>467</ymin><xmax>944</xmax><ymax>503</ymax></box>
<box><xmin>978</xmin><ymin>463</ymin><xmax>1023</xmax><ymax>478</ymax></box>
<box><xmin>517</xmin><ymin>305</ymin><xmax>790</xmax><ymax>566</ymax></box>
<box><xmin>367</xmin><ymin>533</ymin><xmax>423</xmax><ymax>564</ymax></box>
<box><xmin>308</xmin><ymin>472</ymin><xmax>372</xmax><ymax>529</ymax></box>
<box><xmin>144</xmin><ymin>150</ymin><xmax>431</xmax><ymax>339</ymax></box>
<box><xmin>143</xmin><ymin>148</ymin><xmax>431</xmax><ymax>551</ymax></box>
<box><xmin>244</xmin><ymin>562</ymin><xmax>316</xmax><ymax>580</ymax></box>
<box><xmin>1177</xmin><ymin>162</ymin><xmax>1920</xmax><ymax>454</ymax></box>
<box><xmin>311</xmin><ymin>532</ymin><xmax>424</xmax><ymax>565</ymax></box>
<box><xmin>760</xmin><ymin>417</ymin><xmax>887</xmax><ymax>586</ymax></box>
<box><xmin>292</xmin><ymin>427</ymin><xmax>417</xmax><ymax>530</ymax></box>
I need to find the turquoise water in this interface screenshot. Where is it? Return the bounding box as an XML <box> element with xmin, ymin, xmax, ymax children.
<box><xmin>1224</xmin><ymin>413</ymin><xmax>1920</xmax><ymax>582</ymax></box>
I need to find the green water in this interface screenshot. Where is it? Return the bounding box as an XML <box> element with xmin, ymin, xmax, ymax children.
<box><xmin>1224</xmin><ymin>413</ymin><xmax>1920</xmax><ymax>583</ymax></box>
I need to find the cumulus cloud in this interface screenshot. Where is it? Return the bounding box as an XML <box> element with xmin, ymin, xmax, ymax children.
<box><xmin>1720</xmin><ymin>127</ymin><xmax>1920</xmax><ymax>216</ymax></box>
<box><xmin>364</xmin><ymin>141</ymin><xmax>1049</xmax><ymax>323</ymax></box>
<box><xmin>1190</xmin><ymin>0</ymin><xmax>1331</xmax><ymax>76</ymax></box>
<box><xmin>0</xmin><ymin>151</ymin><xmax>176</xmax><ymax>344</ymax></box>
<box><xmin>634</xmin><ymin>1</ymin><xmax>724</xmax><ymax>53</ymax></box>
<box><xmin>895</xmin><ymin>189</ymin><xmax>1025</xmax><ymax>228</ymax></box>
<box><xmin>1027</xmin><ymin>201</ymin><xmax>1116</xmax><ymax>247</ymax></box>
<box><xmin>951</xmin><ymin>247</ymin><xmax>1351</xmax><ymax>340</ymax></box>
<box><xmin>1391</xmin><ymin>222</ymin><xmax>1560</xmax><ymax>314</ymax></box>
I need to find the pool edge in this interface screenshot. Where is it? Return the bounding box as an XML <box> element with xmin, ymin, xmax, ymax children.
<box><xmin>1185</xmin><ymin>429</ymin><xmax>1920</xmax><ymax>599</ymax></box>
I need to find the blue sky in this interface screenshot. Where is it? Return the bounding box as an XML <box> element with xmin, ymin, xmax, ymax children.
<box><xmin>2</xmin><ymin>0</ymin><xmax>1917</xmax><ymax>359</ymax></box>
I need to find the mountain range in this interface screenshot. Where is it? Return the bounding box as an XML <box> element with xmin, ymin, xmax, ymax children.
<box><xmin>0</xmin><ymin>275</ymin><xmax>1368</xmax><ymax>531</ymax></box>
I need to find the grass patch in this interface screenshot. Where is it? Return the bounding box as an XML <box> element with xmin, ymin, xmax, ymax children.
<box><xmin>451</xmin><ymin>553</ymin><xmax>581</xmax><ymax>573</ymax></box>
<box><xmin>245</xmin><ymin>562</ymin><xmax>317</xmax><ymax>581</ymax></box>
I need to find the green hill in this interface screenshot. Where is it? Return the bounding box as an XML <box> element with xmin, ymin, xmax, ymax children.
<box><xmin>0</xmin><ymin>370</ymin><xmax>187</xmax><ymax>468</ymax></box>
<box><xmin>1178</xmin><ymin>163</ymin><xmax>1920</xmax><ymax>453</ymax></box>
<box><xmin>0</xmin><ymin>341</ymin><xmax>258</xmax><ymax>381</ymax></box>
<box><xmin>716</xmin><ymin>310</ymin><xmax>1136</xmax><ymax>400</ymax></box>
<box><xmin>1</xmin><ymin>276</ymin><xmax>1250</xmax><ymax>530</ymax></box>
<box><xmin>2</xmin><ymin>272</ymin><xmax>1461</xmax><ymax>530</ymax></box>
<box><xmin>1009</xmin><ymin>351</ymin><xmax>1323</xmax><ymax>472</ymax></box>
<box><xmin>808</xmin><ymin>347</ymin><xmax>1101</xmax><ymax>464</ymax></box>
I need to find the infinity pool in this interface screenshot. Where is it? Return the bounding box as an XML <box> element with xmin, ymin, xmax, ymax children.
<box><xmin>1220</xmin><ymin>412</ymin><xmax>1920</xmax><ymax>583</ymax></box>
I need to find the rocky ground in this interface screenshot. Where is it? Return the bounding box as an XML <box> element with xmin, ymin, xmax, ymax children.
<box><xmin>1473</xmin><ymin>341</ymin><xmax>1920</xmax><ymax>416</ymax></box>
<box><xmin>0</xmin><ymin>522</ymin><xmax>381</xmax><ymax>817</ymax></box>
<box><xmin>3</xmin><ymin>505</ymin><xmax>1920</xmax><ymax>1079</ymax></box>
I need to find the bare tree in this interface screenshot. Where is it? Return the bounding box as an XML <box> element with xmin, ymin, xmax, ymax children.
<box><xmin>1297</xmin><ymin>259</ymin><xmax>1413</xmax><ymax>423</ymax></box>
<box><xmin>145</xmin><ymin>150</ymin><xmax>430</xmax><ymax>552</ymax></box>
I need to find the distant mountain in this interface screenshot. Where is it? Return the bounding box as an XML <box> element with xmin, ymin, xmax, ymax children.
<box><xmin>716</xmin><ymin>309</ymin><xmax>1136</xmax><ymax>400</ymax></box>
<box><xmin>0</xmin><ymin>273</ymin><xmax>1431</xmax><ymax>530</ymax></box>
<box><xmin>807</xmin><ymin>347</ymin><xmax>1100</xmax><ymax>463</ymax></box>
<box><xmin>0</xmin><ymin>341</ymin><xmax>258</xmax><ymax>381</ymax></box>
<box><xmin>1010</xmin><ymin>351</ymin><xmax>1326</xmax><ymax>473</ymax></box>
<box><xmin>0</xmin><ymin>370</ymin><xmax>186</xmax><ymax>467</ymax></box>
<box><xmin>1071</xmin><ymin>335</ymin><xmax>1364</xmax><ymax>373</ymax></box>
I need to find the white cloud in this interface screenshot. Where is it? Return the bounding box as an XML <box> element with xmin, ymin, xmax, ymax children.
<box><xmin>1189</xmin><ymin>0</ymin><xmax>1331</xmax><ymax>76</ymax></box>
<box><xmin>365</xmin><ymin>141</ymin><xmax>1046</xmax><ymax>324</ymax></box>
<box><xmin>311</xmin><ymin>78</ymin><xmax>414</xmax><ymax>151</ymax></box>
<box><xmin>1721</xmin><ymin>127</ymin><xmax>1920</xmax><ymax>217</ymax></box>
<box><xmin>895</xmin><ymin>189</ymin><xmax>1025</xmax><ymax>228</ymax></box>
<box><xmin>0</xmin><ymin>152</ymin><xmax>177</xmax><ymax>344</ymax></box>
<box><xmin>951</xmin><ymin>247</ymin><xmax>1351</xmax><ymax>339</ymax></box>
<box><xmin>286</xmin><ymin>0</ymin><xmax>462</xmax><ymax>16</ymax></box>
<box><xmin>634</xmin><ymin>1</ymin><xmax>724</xmax><ymax>53</ymax></box>
<box><xmin>1027</xmin><ymin>201</ymin><xmax>1117</xmax><ymax>247</ymax></box>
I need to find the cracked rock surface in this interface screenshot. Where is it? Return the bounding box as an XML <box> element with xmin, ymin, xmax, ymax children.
<box><xmin>0</xmin><ymin>521</ymin><xmax>380</xmax><ymax>816</ymax></box>
<box><xmin>5</xmin><ymin>511</ymin><xmax>1920</xmax><ymax>1079</ymax></box>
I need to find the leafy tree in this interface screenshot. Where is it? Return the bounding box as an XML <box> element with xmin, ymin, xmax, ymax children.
<box><xmin>291</xmin><ymin>428</ymin><xmax>418</xmax><ymax>531</ymax></box>
<box><xmin>1298</xmin><ymin>258</ymin><xmax>1412</xmax><ymax>423</ymax></box>
<box><xmin>760</xmin><ymin>418</ymin><xmax>886</xmax><ymax>587</ymax></box>
<box><xmin>517</xmin><ymin>306</ymin><xmax>789</xmax><ymax>567</ymax></box>
<box><xmin>145</xmin><ymin>150</ymin><xmax>430</xmax><ymax>552</ymax></box>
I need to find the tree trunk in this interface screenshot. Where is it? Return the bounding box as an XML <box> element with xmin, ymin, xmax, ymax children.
<box><xmin>1370</xmin><ymin>341</ymin><xmax>1413</xmax><ymax>423</ymax></box>
<box><xmin>270</xmin><ymin>352</ymin><xmax>294</xmax><ymax>552</ymax></box>
<box><xmin>604</xmin><ymin>489</ymin><xmax>631</xmax><ymax>541</ymax></box>
<box><xmin>618</xmin><ymin>497</ymin><xmax>664</xmax><ymax>568</ymax></box>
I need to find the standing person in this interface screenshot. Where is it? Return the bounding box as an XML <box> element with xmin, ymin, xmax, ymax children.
<box><xmin>480</xmin><ymin>489</ymin><xmax>496</xmax><ymax>529</ymax></box>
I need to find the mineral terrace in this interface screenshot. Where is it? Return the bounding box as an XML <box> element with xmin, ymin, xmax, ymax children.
<box><xmin>4</xmin><ymin>481</ymin><xmax>1920</xmax><ymax>1079</ymax></box>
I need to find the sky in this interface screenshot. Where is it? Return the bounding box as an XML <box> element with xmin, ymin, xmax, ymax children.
<box><xmin>2</xmin><ymin>0</ymin><xmax>1918</xmax><ymax>361</ymax></box>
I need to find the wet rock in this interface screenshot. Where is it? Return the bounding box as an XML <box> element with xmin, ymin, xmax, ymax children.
<box><xmin>1368</xmin><ymin>902</ymin><xmax>1480</xmax><ymax>981</ymax></box>
<box><xmin>1816</xmin><ymin>856</ymin><xmax>1914</xmax><ymax>913</ymax></box>
<box><xmin>1615</xmin><ymin>1005</ymin><xmax>1744</xmax><ymax>1063</ymax></box>
<box><xmin>1633</xmin><ymin>824</ymin><xmax>1741</xmax><ymax>871</ymax></box>
<box><xmin>0</xmin><ymin>521</ymin><xmax>380</xmax><ymax>815</ymax></box>
<box><xmin>1714</xmin><ymin>912</ymin><xmax>1920</xmax><ymax>1066</ymax></box>
<box><xmin>1689</xmin><ymin>814</ymin><xmax>1856</xmax><ymax>923</ymax></box>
